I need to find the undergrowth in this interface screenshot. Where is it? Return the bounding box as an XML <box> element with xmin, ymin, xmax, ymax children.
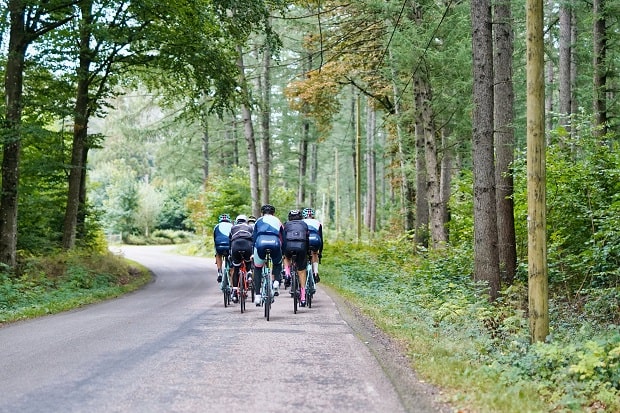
<box><xmin>321</xmin><ymin>240</ymin><xmax>619</xmax><ymax>413</ymax></box>
<box><xmin>0</xmin><ymin>250</ymin><xmax>151</xmax><ymax>325</ymax></box>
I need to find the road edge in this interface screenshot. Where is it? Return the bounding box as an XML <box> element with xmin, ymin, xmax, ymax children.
<box><xmin>320</xmin><ymin>284</ymin><xmax>453</xmax><ymax>413</ymax></box>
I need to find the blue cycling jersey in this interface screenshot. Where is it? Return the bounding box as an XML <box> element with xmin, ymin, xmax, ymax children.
<box><xmin>213</xmin><ymin>222</ymin><xmax>233</xmax><ymax>248</ymax></box>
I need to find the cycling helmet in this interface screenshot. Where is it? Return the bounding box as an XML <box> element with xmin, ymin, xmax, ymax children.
<box><xmin>288</xmin><ymin>209</ymin><xmax>302</xmax><ymax>220</ymax></box>
<box><xmin>261</xmin><ymin>204</ymin><xmax>275</xmax><ymax>214</ymax></box>
<box><xmin>302</xmin><ymin>207</ymin><xmax>315</xmax><ymax>219</ymax></box>
<box><xmin>235</xmin><ymin>214</ymin><xmax>248</xmax><ymax>224</ymax></box>
<box><xmin>248</xmin><ymin>215</ymin><xmax>257</xmax><ymax>223</ymax></box>
<box><xmin>218</xmin><ymin>213</ymin><xmax>231</xmax><ymax>223</ymax></box>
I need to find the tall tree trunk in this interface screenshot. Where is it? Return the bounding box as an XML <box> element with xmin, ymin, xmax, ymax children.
<box><xmin>526</xmin><ymin>0</ymin><xmax>548</xmax><ymax>343</ymax></box>
<box><xmin>493</xmin><ymin>0</ymin><xmax>517</xmax><ymax>285</ymax></box>
<box><xmin>201</xmin><ymin>114</ymin><xmax>209</xmax><ymax>186</ymax></box>
<box><xmin>439</xmin><ymin>129</ymin><xmax>452</xmax><ymax>235</ymax></box>
<box><xmin>298</xmin><ymin>122</ymin><xmax>309</xmax><ymax>206</ymax></box>
<box><xmin>63</xmin><ymin>0</ymin><xmax>93</xmax><ymax>250</ymax></box>
<box><xmin>570</xmin><ymin>12</ymin><xmax>578</xmax><ymax>124</ymax></box>
<box><xmin>309</xmin><ymin>142</ymin><xmax>318</xmax><ymax>207</ymax></box>
<box><xmin>237</xmin><ymin>46</ymin><xmax>260</xmax><ymax>215</ymax></box>
<box><xmin>365</xmin><ymin>100</ymin><xmax>376</xmax><ymax>233</ymax></box>
<box><xmin>558</xmin><ymin>1</ymin><xmax>572</xmax><ymax>130</ymax></box>
<box><xmin>388</xmin><ymin>48</ymin><xmax>415</xmax><ymax>233</ymax></box>
<box><xmin>545</xmin><ymin>59</ymin><xmax>554</xmax><ymax>136</ymax></box>
<box><xmin>260</xmin><ymin>25</ymin><xmax>272</xmax><ymax>205</ymax></box>
<box><xmin>471</xmin><ymin>0</ymin><xmax>500</xmax><ymax>300</ymax></box>
<box><xmin>414</xmin><ymin>122</ymin><xmax>429</xmax><ymax>246</ymax></box>
<box><xmin>593</xmin><ymin>0</ymin><xmax>607</xmax><ymax>138</ymax></box>
<box><xmin>415</xmin><ymin>67</ymin><xmax>446</xmax><ymax>248</ymax></box>
<box><xmin>1</xmin><ymin>1</ymin><xmax>28</xmax><ymax>266</ymax></box>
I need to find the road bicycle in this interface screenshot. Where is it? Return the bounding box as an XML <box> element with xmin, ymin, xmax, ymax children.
<box><xmin>290</xmin><ymin>257</ymin><xmax>300</xmax><ymax>314</ymax></box>
<box><xmin>305</xmin><ymin>257</ymin><xmax>316</xmax><ymax>309</ymax></box>
<box><xmin>220</xmin><ymin>255</ymin><xmax>232</xmax><ymax>307</ymax></box>
<box><xmin>237</xmin><ymin>260</ymin><xmax>251</xmax><ymax>313</ymax></box>
<box><xmin>259</xmin><ymin>249</ymin><xmax>273</xmax><ymax>320</ymax></box>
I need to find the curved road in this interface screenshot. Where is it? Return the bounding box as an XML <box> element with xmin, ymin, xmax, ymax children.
<box><xmin>0</xmin><ymin>246</ymin><xmax>447</xmax><ymax>413</ymax></box>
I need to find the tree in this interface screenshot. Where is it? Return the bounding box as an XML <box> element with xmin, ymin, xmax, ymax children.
<box><xmin>1</xmin><ymin>0</ymin><xmax>75</xmax><ymax>266</ymax></box>
<box><xmin>592</xmin><ymin>0</ymin><xmax>607</xmax><ymax>138</ymax></box>
<box><xmin>493</xmin><ymin>0</ymin><xmax>517</xmax><ymax>285</ymax></box>
<box><xmin>526</xmin><ymin>0</ymin><xmax>549</xmax><ymax>343</ymax></box>
<box><xmin>471</xmin><ymin>0</ymin><xmax>500</xmax><ymax>300</ymax></box>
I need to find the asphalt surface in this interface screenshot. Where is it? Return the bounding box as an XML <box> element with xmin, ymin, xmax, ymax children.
<box><xmin>0</xmin><ymin>245</ymin><xmax>450</xmax><ymax>413</ymax></box>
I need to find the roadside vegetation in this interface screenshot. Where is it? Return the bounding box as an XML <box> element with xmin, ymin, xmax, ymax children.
<box><xmin>0</xmin><ymin>248</ymin><xmax>151</xmax><ymax>326</ymax></box>
<box><xmin>322</xmin><ymin>241</ymin><xmax>619</xmax><ymax>413</ymax></box>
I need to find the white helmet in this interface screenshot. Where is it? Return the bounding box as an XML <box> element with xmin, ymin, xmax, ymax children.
<box><xmin>235</xmin><ymin>214</ymin><xmax>248</xmax><ymax>224</ymax></box>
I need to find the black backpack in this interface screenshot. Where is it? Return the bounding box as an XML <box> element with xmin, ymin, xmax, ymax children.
<box><xmin>230</xmin><ymin>223</ymin><xmax>253</xmax><ymax>241</ymax></box>
<box><xmin>285</xmin><ymin>220</ymin><xmax>307</xmax><ymax>242</ymax></box>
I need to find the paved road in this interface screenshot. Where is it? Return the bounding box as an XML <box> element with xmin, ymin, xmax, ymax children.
<box><xmin>0</xmin><ymin>246</ymin><xmax>447</xmax><ymax>413</ymax></box>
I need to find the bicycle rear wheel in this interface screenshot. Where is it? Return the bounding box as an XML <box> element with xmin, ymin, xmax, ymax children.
<box><xmin>264</xmin><ymin>276</ymin><xmax>271</xmax><ymax>320</ymax></box>
<box><xmin>263</xmin><ymin>254</ymin><xmax>271</xmax><ymax>320</ymax></box>
<box><xmin>292</xmin><ymin>267</ymin><xmax>298</xmax><ymax>314</ymax></box>
<box><xmin>239</xmin><ymin>270</ymin><xmax>246</xmax><ymax>313</ymax></box>
<box><xmin>222</xmin><ymin>275</ymin><xmax>230</xmax><ymax>307</ymax></box>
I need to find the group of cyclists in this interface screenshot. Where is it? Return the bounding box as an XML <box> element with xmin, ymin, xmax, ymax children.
<box><xmin>212</xmin><ymin>204</ymin><xmax>323</xmax><ymax>308</ymax></box>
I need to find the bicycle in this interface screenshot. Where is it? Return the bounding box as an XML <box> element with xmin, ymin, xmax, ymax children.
<box><xmin>305</xmin><ymin>257</ymin><xmax>316</xmax><ymax>308</ymax></box>
<box><xmin>220</xmin><ymin>254</ymin><xmax>232</xmax><ymax>307</ymax></box>
<box><xmin>290</xmin><ymin>257</ymin><xmax>300</xmax><ymax>314</ymax></box>
<box><xmin>237</xmin><ymin>260</ymin><xmax>250</xmax><ymax>313</ymax></box>
<box><xmin>259</xmin><ymin>249</ymin><xmax>273</xmax><ymax>320</ymax></box>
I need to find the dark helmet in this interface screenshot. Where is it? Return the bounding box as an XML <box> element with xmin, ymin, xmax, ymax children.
<box><xmin>235</xmin><ymin>214</ymin><xmax>248</xmax><ymax>224</ymax></box>
<box><xmin>288</xmin><ymin>209</ymin><xmax>302</xmax><ymax>220</ymax></box>
<box><xmin>218</xmin><ymin>213</ymin><xmax>231</xmax><ymax>223</ymax></box>
<box><xmin>248</xmin><ymin>215</ymin><xmax>257</xmax><ymax>223</ymax></box>
<box><xmin>261</xmin><ymin>204</ymin><xmax>275</xmax><ymax>215</ymax></box>
<box><xmin>302</xmin><ymin>207</ymin><xmax>315</xmax><ymax>219</ymax></box>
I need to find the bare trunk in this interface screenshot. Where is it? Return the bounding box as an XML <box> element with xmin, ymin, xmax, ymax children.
<box><xmin>201</xmin><ymin>115</ymin><xmax>209</xmax><ymax>185</ymax></box>
<box><xmin>365</xmin><ymin>100</ymin><xmax>376</xmax><ymax>233</ymax></box>
<box><xmin>0</xmin><ymin>1</ymin><xmax>28</xmax><ymax>266</ymax></box>
<box><xmin>237</xmin><ymin>46</ymin><xmax>260</xmax><ymax>215</ymax></box>
<box><xmin>260</xmin><ymin>27</ymin><xmax>271</xmax><ymax>205</ymax></box>
<box><xmin>493</xmin><ymin>0</ymin><xmax>517</xmax><ymax>285</ymax></box>
<box><xmin>388</xmin><ymin>49</ymin><xmax>415</xmax><ymax>232</ymax></box>
<box><xmin>471</xmin><ymin>0</ymin><xmax>500</xmax><ymax>300</ymax></box>
<box><xmin>298</xmin><ymin>122</ymin><xmax>309</xmax><ymax>206</ymax></box>
<box><xmin>593</xmin><ymin>0</ymin><xmax>607</xmax><ymax>138</ymax></box>
<box><xmin>526</xmin><ymin>0</ymin><xmax>549</xmax><ymax>342</ymax></box>
<box><xmin>558</xmin><ymin>1</ymin><xmax>572</xmax><ymax>129</ymax></box>
<box><xmin>416</xmin><ymin>68</ymin><xmax>446</xmax><ymax>248</ymax></box>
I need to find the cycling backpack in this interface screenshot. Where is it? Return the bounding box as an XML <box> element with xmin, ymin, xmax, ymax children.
<box><xmin>230</xmin><ymin>223</ymin><xmax>253</xmax><ymax>241</ymax></box>
<box><xmin>285</xmin><ymin>220</ymin><xmax>307</xmax><ymax>242</ymax></box>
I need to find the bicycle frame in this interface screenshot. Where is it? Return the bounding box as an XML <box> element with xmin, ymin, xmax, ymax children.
<box><xmin>260</xmin><ymin>250</ymin><xmax>272</xmax><ymax>321</ymax></box>
<box><xmin>238</xmin><ymin>260</ymin><xmax>247</xmax><ymax>313</ymax></box>
<box><xmin>221</xmin><ymin>254</ymin><xmax>232</xmax><ymax>307</ymax></box>
<box><xmin>305</xmin><ymin>258</ymin><xmax>316</xmax><ymax>308</ymax></box>
<box><xmin>291</xmin><ymin>259</ymin><xmax>299</xmax><ymax>314</ymax></box>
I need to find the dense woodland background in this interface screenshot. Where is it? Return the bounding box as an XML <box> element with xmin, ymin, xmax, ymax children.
<box><xmin>1</xmin><ymin>0</ymin><xmax>619</xmax><ymax>411</ymax></box>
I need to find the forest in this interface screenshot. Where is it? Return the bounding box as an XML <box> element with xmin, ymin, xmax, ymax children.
<box><xmin>1</xmin><ymin>0</ymin><xmax>619</xmax><ymax>411</ymax></box>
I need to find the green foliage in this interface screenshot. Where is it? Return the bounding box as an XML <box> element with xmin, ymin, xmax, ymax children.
<box><xmin>200</xmin><ymin>166</ymin><xmax>253</xmax><ymax>229</ymax></box>
<box><xmin>321</xmin><ymin>240</ymin><xmax>619</xmax><ymax>412</ymax></box>
<box><xmin>0</xmin><ymin>250</ymin><xmax>150</xmax><ymax>325</ymax></box>
<box><xmin>512</xmin><ymin>123</ymin><xmax>620</xmax><ymax>293</ymax></box>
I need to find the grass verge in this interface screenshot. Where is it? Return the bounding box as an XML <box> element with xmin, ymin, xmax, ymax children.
<box><xmin>0</xmin><ymin>250</ymin><xmax>151</xmax><ymax>326</ymax></box>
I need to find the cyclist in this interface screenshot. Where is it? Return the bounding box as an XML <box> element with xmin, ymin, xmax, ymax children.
<box><xmin>302</xmin><ymin>207</ymin><xmax>323</xmax><ymax>283</ymax></box>
<box><xmin>252</xmin><ymin>204</ymin><xmax>284</xmax><ymax>305</ymax></box>
<box><xmin>228</xmin><ymin>214</ymin><xmax>254</xmax><ymax>303</ymax></box>
<box><xmin>283</xmin><ymin>209</ymin><xmax>310</xmax><ymax>306</ymax></box>
<box><xmin>213</xmin><ymin>213</ymin><xmax>233</xmax><ymax>283</ymax></box>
